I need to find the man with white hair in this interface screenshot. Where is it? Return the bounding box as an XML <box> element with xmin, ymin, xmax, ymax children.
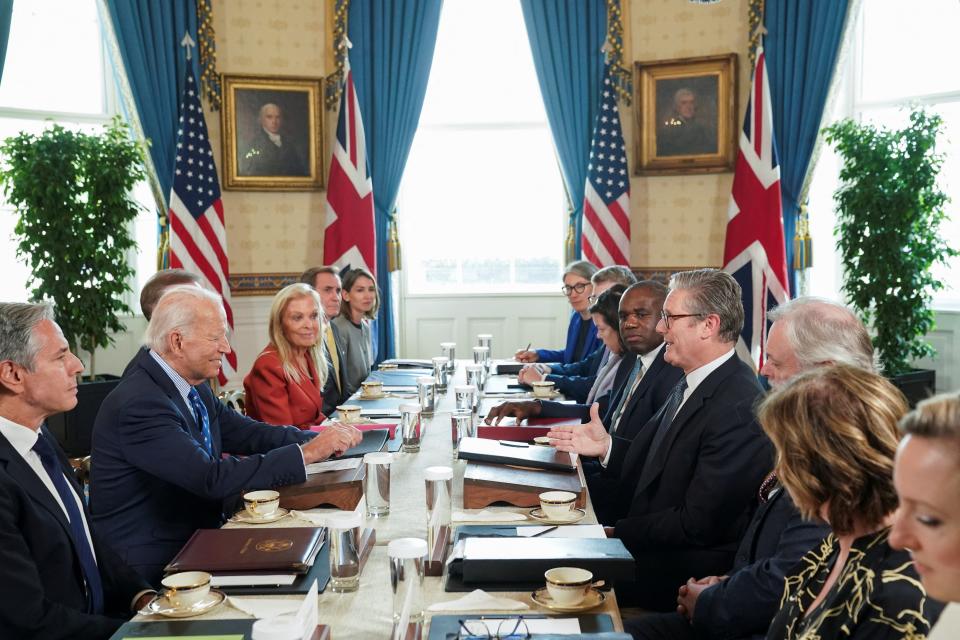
<box><xmin>90</xmin><ymin>286</ymin><xmax>362</xmax><ymax>583</ymax></box>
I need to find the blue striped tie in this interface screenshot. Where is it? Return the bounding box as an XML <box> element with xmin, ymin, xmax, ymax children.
<box><xmin>188</xmin><ymin>387</ymin><xmax>213</xmax><ymax>456</ymax></box>
<box><xmin>33</xmin><ymin>433</ymin><xmax>104</xmax><ymax>614</ymax></box>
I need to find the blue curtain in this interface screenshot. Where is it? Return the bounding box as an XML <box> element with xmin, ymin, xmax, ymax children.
<box><xmin>348</xmin><ymin>0</ymin><xmax>443</xmax><ymax>361</ymax></box>
<box><xmin>520</xmin><ymin>0</ymin><xmax>606</xmax><ymax>259</ymax></box>
<box><xmin>0</xmin><ymin>0</ymin><xmax>12</xmax><ymax>84</ymax></box>
<box><xmin>765</xmin><ymin>0</ymin><xmax>850</xmax><ymax>293</ymax></box>
<box><xmin>104</xmin><ymin>1</ymin><xmax>199</xmax><ymax>203</ymax></box>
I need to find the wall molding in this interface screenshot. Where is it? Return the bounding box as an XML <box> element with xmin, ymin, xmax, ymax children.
<box><xmin>229</xmin><ymin>272</ymin><xmax>300</xmax><ymax>296</ymax></box>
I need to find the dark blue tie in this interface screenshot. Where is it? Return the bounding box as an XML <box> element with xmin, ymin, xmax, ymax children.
<box><xmin>188</xmin><ymin>387</ymin><xmax>213</xmax><ymax>456</ymax></box>
<box><xmin>32</xmin><ymin>433</ymin><xmax>104</xmax><ymax>614</ymax></box>
<box><xmin>644</xmin><ymin>377</ymin><xmax>688</xmax><ymax>464</ymax></box>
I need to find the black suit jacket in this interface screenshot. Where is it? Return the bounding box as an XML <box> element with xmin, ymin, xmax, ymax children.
<box><xmin>692</xmin><ymin>487</ymin><xmax>829</xmax><ymax>639</ymax></box>
<box><xmin>321</xmin><ymin>321</ymin><xmax>349</xmax><ymax>417</ymax></box>
<box><xmin>610</xmin><ymin>353</ymin><xmax>771</xmax><ymax>610</ymax></box>
<box><xmin>0</xmin><ymin>427</ymin><xmax>151</xmax><ymax>639</ymax></box>
<box><xmin>607</xmin><ymin>346</ymin><xmax>684</xmax><ymax>441</ymax></box>
<box><xmin>90</xmin><ymin>349</ymin><xmax>314</xmax><ymax>583</ymax></box>
<box><xmin>538</xmin><ymin>352</ymin><xmax>637</xmax><ymax>423</ymax></box>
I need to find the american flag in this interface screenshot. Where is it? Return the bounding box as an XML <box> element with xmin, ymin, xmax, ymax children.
<box><xmin>168</xmin><ymin>69</ymin><xmax>238</xmax><ymax>385</ymax></box>
<box><xmin>582</xmin><ymin>63</ymin><xmax>631</xmax><ymax>267</ymax></box>
<box><xmin>723</xmin><ymin>48</ymin><xmax>789</xmax><ymax>369</ymax></box>
<box><xmin>324</xmin><ymin>54</ymin><xmax>376</xmax><ymax>274</ymax></box>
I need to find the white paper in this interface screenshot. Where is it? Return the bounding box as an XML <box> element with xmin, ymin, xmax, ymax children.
<box><xmin>211</xmin><ymin>573</ymin><xmax>297</xmax><ymax>587</ymax></box>
<box><xmin>461</xmin><ymin>618</ymin><xmax>581</xmax><ymax>634</ymax></box>
<box><xmin>296</xmin><ymin>579</ymin><xmax>319</xmax><ymax>640</ymax></box>
<box><xmin>305</xmin><ymin>457</ymin><xmax>362</xmax><ymax>475</ymax></box>
<box><xmin>226</xmin><ymin>596</ymin><xmax>301</xmax><ymax>618</ymax></box>
<box><xmin>452</xmin><ymin>509</ymin><xmax>528</xmax><ymax>522</ymax></box>
<box><xmin>427</xmin><ymin>589</ymin><xmax>529</xmax><ymax>612</ymax></box>
<box><xmin>515</xmin><ymin>524</ymin><xmax>606</xmax><ymax>539</ymax></box>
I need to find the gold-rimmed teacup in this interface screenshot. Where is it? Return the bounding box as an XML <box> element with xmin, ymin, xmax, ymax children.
<box><xmin>336</xmin><ymin>405</ymin><xmax>362</xmax><ymax>424</ymax></box>
<box><xmin>243</xmin><ymin>489</ymin><xmax>280</xmax><ymax>518</ymax></box>
<box><xmin>161</xmin><ymin>571</ymin><xmax>212</xmax><ymax>609</ymax></box>
<box><xmin>539</xmin><ymin>490</ymin><xmax>577</xmax><ymax>520</ymax></box>
<box><xmin>361</xmin><ymin>381</ymin><xmax>384</xmax><ymax>398</ymax></box>
<box><xmin>544</xmin><ymin>566</ymin><xmax>592</xmax><ymax>606</ymax></box>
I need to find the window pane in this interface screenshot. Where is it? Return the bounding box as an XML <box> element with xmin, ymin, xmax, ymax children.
<box><xmin>0</xmin><ymin>0</ymin><xmax>106</xmax><ymax>114</ymax></box>
<box><xmin>859</xmin><ymin>0</ymin><xmax>960</xmax><ymax>103</ymax></box>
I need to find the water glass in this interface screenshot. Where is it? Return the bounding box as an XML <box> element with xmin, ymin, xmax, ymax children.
<box><xmin>432</xmin><ymin>356</ymin><xmax>450</xmax><ymax>392</ymax></box>
<box><xmin>364</xmin><ymin>452</ymin><xmax>392</xmax><ymax>517</ymax></box>
<box><xmin>424</xmin><ymin>466</ymin><xmax>453</xmax><ymax>557</ymax></box>
<box><xmin>416</xmin><ymin>376</ymin><xmax>435</xmax><ymax>416</ymax></box>
<box><xmin>327</xmin><ymin>511</ymin><xmax>361</xmax><ymax>593</ymax></box>
<box><xmin>399</xmin><ymin>404</ymin><xmax>422</xmax><ymax>453</ymax></box>
<box><xmin>440</xmin><ymin>342</ymin><xmax>456</xmax><ymax>372</ymax></box>
<box><xmin>465</xmin><ymin>364</ymin><xmax>484</xmax><ymax>392</ymax></box>
<box><xmin>451</xmin><ymin>411</ymin><xmax>474</xmax><ymax>456</ymax></box>
<box><xmin>454</xmin><ymin>384</ymin><xmax>477</xmax><ymax>414</ymax></box>
<box><xmin>388</xmin><ymin>538</ymin><xmax>427</xmax><ymax>634</ymax></box>
<box><xmin>477</xmin><ymin>333</ymin><xmax>493</xmax><ymax>359</ymax></box>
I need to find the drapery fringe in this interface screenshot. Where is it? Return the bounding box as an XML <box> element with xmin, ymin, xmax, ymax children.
<box><xmin>793</xmin><ymin>202</ymin><xmax>812</xmax><ymax>270</ymax></box>
<box><xmin>196</xmin><ymin>0</ymin><xmax>221</xmax><ymax>110</ymax></box>
<box><xmin>748</xmin><ymin>0</ymin><xmax>765</xmax><ymax>65</ymax></box>
<box><xmin>606</xmin><ymin>0</ymin><xmax>631</xmax><ymax>106</ymax></box>
<box><xmin>387</xmin><ymin>216</ymin><xmax>402</xmax><ymax>273</ymax></box>
<box><xmin>325</xmin><ymin>0</ymin><xmax>350</xmax><ymax>111</ymax></box>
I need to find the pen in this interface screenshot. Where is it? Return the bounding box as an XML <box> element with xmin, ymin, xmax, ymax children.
<box><xmin>525</xmin><ymin>342</ymin><xmax>532</xmax><ymax>353</ymax></box>
<box><xmin>531</xmin><ymin>525</ymin><xmax>558</xmax><ymax>537</ymax></box>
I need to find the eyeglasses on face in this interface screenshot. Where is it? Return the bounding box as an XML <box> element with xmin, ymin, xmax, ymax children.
<box><xmin>454</xmin><ymin>616</ymin><xmax>531</xmax><ymax>640</ymax></box>
<box><xmin>659</xmin><ymin>311</ymin><xmax>705</xmax><ymax>329</ymax></box>
<box><xmin>561</xmin><ymin>282</ymin><xmax>590</xmax><ymax>296</ymax></box>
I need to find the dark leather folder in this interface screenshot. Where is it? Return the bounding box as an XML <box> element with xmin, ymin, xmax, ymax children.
<box><xmin>493</xmin><ymin>361</ymin><xmax>524</xmax><ymax>375</ymax></box>
<box><xmin>215</xmin><ymin>539</ymin><xmax>330</xmax><ymax>595</ymax></box>
<box><xmin>339</xmin><ymin>427</ymin><xmax>389</xmax><ymax>458</ymax></box>
<box><xmin>111</xmin><ymin>619</ymin><xmax>331</xmax><ymax>640</ymax></box>
<box><xmin>428</xmin><ymin>614</ymin><xmax>626</xmax><ymax>640</ymax></box>
<box><xmin>446</xmin><ymin>537</ymin><xmax>634</xmax><ymax>592</ymax></box>
<box><xmin>457</xmin><ymin>437</ymin><xmax>576</xmax><ymax>471</ymax></box>
<box><xmin>164</xmin><ymin>526</ymin><xmax>324</xmax><ymax>574</ymax></box>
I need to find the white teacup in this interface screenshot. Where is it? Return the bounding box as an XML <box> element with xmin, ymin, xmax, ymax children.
<box><xmin>337</xmin><ymin>404</ymin><xmax>362</xmax><ymax>423</ymax></box>
<box><xmin>532</xmin><ymin>380</ymin><xmax>556</xmax><ymax>398</ymax></box>
<box><xmin>243</xmin><ymin>489</ymin><xmax>280</xmax><ymax>518</ymax></box>
<box><xmin>361</xmin><ymin>381</ymin><xmax>384</xmax><ymax>398</ymax></box>
<box><xmin>161</xmin><ymin>571</ymin><xmax>212</xmax><ymax>609</ymax></box>
<box><xmin>539</xmin><ymin>490</ymin><xmax>577</xmax><ymax>520</ymax></box>
<box><xmin>544</xmin><ymin>567</ymin><xmax>593</xmax><ymax>606</ymax></box>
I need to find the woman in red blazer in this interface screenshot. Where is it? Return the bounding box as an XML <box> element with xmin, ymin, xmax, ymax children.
<box><xmin>244</xmin><ymin>283</ymin><xmax>329</xmax><ymax>429</ymax></box>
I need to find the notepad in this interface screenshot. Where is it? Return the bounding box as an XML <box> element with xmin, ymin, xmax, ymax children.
<box><xmin>305</xmin><ymin>457</ymin><xmax>362</xmax><ymax>475</ymax></box>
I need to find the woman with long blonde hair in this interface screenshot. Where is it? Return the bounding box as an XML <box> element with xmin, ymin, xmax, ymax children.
<box><xmin>244</xmin><ymin>283</ymin><xmax>328</xmax><ymax>429</ymax></box>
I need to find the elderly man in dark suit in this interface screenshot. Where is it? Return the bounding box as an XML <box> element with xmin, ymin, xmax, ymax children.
<box><xmin>628</xmin><ymin>297</ymin><xmax>873</xmax><ymax>640</ymax></box>
<box><xmin>90</xmin><ymin>286</ymin><xmax>361</xmax><ymax>583</ymax></box>
<box><xmin>549</xmin><ymin>269</ymin><xmax>771</xmax><ymax>611</ymax></box>
<box><xmin>0</xmin><ymin>302</ymin><xmax>154</xmax><ymax>639</ymax></box>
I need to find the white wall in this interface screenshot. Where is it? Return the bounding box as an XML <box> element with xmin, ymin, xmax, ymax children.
<box><xmin>916</xmin><ymin>310</ymin><xmax>960</xmax><ymax>392</ymax></box>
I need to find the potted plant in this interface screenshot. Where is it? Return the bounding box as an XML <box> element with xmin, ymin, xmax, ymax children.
<box><xmin>824</xmin><ymin>108</ymin><xmax>957</xmax><ymax>405</ymax></box>
<box><xmin>0</xmin><ymin>116</ymin><xmax>147</xmax><ymax>453</ymax></box>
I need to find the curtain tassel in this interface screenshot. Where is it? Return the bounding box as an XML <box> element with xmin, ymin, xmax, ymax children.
<box><xmin>564</xmin><ymin>219</ymin><xmax>576</xmax><ymax>265</ymax></box>
<box><xmin>157</xmin><ymin>214</ymin><xmax>171</xmax><ymax>270</ymax></box>
<box><xmin>793</xmin><ymin>202</ymin><xmax>812</xmax><ymax>271</ymax></box>
<box><xmin>387</xmin><ymin>217</ymin><xmax>402</xmax><ymax>273</ymax></box>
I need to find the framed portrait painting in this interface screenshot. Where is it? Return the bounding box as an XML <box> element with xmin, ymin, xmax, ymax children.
<box><xmin>220</xmin><ymin>74</ymin><xmax>324</xmax><ymax>190</ymax></box>
<box><xmin>633</xmin><ymin>54</ymin><xmax>738</xmax><ymax>175</ymax></box>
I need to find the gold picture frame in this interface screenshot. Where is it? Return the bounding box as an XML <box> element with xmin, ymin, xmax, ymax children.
<box><xmin>634</xmin><ymin>54</ymin><xmax>738</xmax><ymax>176</ymax></box>
<box><xmin>220</xmin><ymin>74</ymin><xmax>324</xmax><ymax>191</ymax></box>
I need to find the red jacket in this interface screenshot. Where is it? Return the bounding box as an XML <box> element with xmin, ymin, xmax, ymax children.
<box><xmin>243</xmin><ymin>347</ymin><xmax>325</xmax><ymax>429</ymax></box>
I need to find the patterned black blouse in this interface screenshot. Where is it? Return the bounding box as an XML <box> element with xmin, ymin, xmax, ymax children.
<box><xmin>766</xmin><ymin>527</ymin><xmax>943</xmax><ymax>639</ymax></box>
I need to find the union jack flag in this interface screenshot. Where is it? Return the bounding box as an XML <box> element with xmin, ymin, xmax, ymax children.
<box><xmin>582</xmin><ymin>63</ymin><xmax>631</xmax><ymax>267</ymax></box>
<box><xmin>722</xmin><ymin>48</ymin><xmax>789</xmax><ymax>369</ymax></box>
<box><xmin>324</xmin><ymin>52</ymin><xmax>376</xmax><ymax>275</ymax></box>
<box><xmin>168</xmin><ymin>69</ymin><xmax>238</xmax><ymax>385</ymax></box>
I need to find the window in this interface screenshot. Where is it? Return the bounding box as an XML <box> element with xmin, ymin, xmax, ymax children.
<box><xmin>398</xmin><ymin>0</ymin><xmax>566</xmax><ymax>295</ymax></box>
<box><xmin>0</xmin><ymin>0</ymin><xmax>156</xmax><ymax>304</ymax></box>
<box><xmin>807</xmin><ymin>0</ymin><xmax>960</xmax><ymax>308</ymax></box>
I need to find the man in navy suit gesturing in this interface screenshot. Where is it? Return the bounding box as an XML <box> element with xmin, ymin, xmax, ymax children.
<box><xmin>0</xmin><ymin>302</ymin><xmax>154</xmax><ymax>639</ymax></box>
<box><xmin>90</xmin><ymin>286</ymin><xmax>361</xmax><ymax>583</ymax></box>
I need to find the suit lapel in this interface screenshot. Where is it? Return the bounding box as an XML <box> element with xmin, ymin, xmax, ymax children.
<box><xmin>620</xmin><ymin>348</ymin><xmax>667</xmax><ymax>423</ymax></box>
<box><xmin>632</xmin><ymin>354</ymin><xmax>739</xmax><ymax>495</ymax></box>
<box><xmin>0</xmin><ymin>430</ymin><xmax>73</xmax><ymax>536</ymax></box>
<box><xmin>137</xmin><ymin>349</ymin><xmax>200</xmax><ymax>433</ymax></box>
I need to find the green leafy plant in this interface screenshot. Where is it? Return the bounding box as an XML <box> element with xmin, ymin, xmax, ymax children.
<box><xmin>0</xmin><ymin>116</ymin><xmax>147</xmax><ymax>375</ymax></box>
<box><xmin>824</xmin><ymin>109</ymin><xmax>957</xmax><ymax>376</ymax></box>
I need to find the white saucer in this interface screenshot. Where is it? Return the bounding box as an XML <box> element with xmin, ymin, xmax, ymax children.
<box><xmin>528</xmin><ymin>507</ymin><xmax>586</xmax><ymax>524</ymax></box>
<box><xmin>361</xmin><ymin>392</ymin><xmax>386</xmax><ymax>400</ymax></box>
<box><xmin>144</xmin><ymin>588</ymin><xmax>226</xmax><ymax>618</ymax></box>
<box><xmin>229</xmin><ymin>507</ymin><xmax>290</xmax><ymax>524</ymax></box>
<box><xmin>531</xmin><ymin>586</ymin><xmax>605</xmax><ymax>612</ymax></box>
<box><xmin>529</xmin><ymin>390</ymin><xmax>562</xmax><ymax>400</ymax></box>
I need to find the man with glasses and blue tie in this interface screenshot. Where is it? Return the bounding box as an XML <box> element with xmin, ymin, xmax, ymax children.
<box><xmin>0</xmin><ymin>302</ymin><xmax>154</xmax><ymax>639</ymax></box>
<box><xmin>548</xmin><ymin>269</ymin><xmax>770</xmax><ymax>611</ymax></box>
<box><xmin>90</xmin><ymin>286</ymin><xmax>362</xmax><ymax>583</ymax></box>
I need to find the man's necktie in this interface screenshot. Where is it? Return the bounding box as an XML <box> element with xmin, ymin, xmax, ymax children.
<box><xmin>609</xmin><ymin>359</ymin><xmax>645</xmax><ymax>434</ymax></box>
<box><xmin>188</xmin><ymin>387</ymin><xmax>213</xmax><ymax>456</ymax></box>
<box><xmin>644</xmin><ymin>377</ymin><xmax>688</xmax><ymax>464</ymax></box>
<box><xmin>32</xmin><ymin>433</ymin><xmax>104</xmax><ymax>614</ymax></box>
<box><xmin>325</xmin><ymin>325</ymin><xmax>341</xmax><ymax>392</ymax></box>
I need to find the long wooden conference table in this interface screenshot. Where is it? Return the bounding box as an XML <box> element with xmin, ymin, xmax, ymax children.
<box><xmin>130</xmin><ymin>361</ymin><xmax>625</xmax><ymax>638</ymax></box>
